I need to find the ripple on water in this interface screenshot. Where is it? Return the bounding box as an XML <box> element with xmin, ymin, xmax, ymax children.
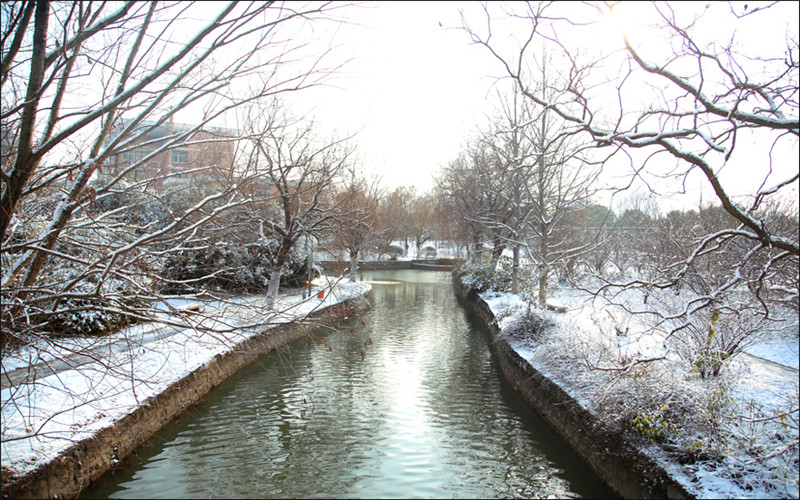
<box><xmin>80</xmin><ymin>271</ymin><xmax>613</xmax><ymax>499</ymax></box>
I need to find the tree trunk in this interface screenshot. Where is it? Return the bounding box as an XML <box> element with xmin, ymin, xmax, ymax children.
<box><xmin>538</xmin><ymin>263</ymin><xmax>548</xmax><ymax>308</ymax></box>
<box><xmin>512</xmin><ymin>245</ymin><xmax>520</xmax><ymax>294</ymax></box>
<box><xmin>0</xmin><ymin>0</ymin><xmax>49</xmax><ymax>242</ymax></box>
<box><xmin>490</xmin><ymin>240</ymin><xmax>505</xmax><ymax>268</ymax></box>
<box><xmin>266</xmin><ymin>266</ymin><xmax>282</xmax><ymax>309</ymax></box>
<box><xmin>349</xmin><ymin>249</ymin><xmax>358</xmax><ymax>282</ymax></box>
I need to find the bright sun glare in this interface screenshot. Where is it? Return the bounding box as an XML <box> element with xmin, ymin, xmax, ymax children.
<box><xmin>600</xmin><ymin>1</ymin><xmax>640</xmax><ymax>42</ymax></box>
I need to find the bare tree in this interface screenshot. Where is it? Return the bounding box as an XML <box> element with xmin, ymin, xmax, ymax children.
<box><xmin>382</xmin><ymin>186</ymin><xmax>417</xmax><ymax>256</ymax></box>
<box><xmin>561</xmin><ymin>202</ymin><xmax>617</xmax><ymax>278</ymax></box>
<box><xmin>437</xmin><ymin>145</ymin><xmax>502</xmax><ymax>265</ymax></box>
<box><xmin>462</xmin><ymin>0</ymin><xmax>799</xmax><ymax>342</ymax></box>
<box><xmin>607</xmin><ymin>190</ymin><xmax>660</xmax><ymax>279</ymax></box>
<box><xmin>243</xmin><ymin>113</ymin><xmax>353</xmax><ymax>307</ymax></box>
<box><xmin>445</xmin><ymin>79</ymin><xmax>600</xmax><ymax>304</ymax></box>
<box><xmin>519</xmin><ymin>53</ymin><xmax>604</xmax><ymax>307</ymax></box>
<box><xmin>407</xmin><ymin>193</ymin><xmax>436</xmax><ymax>259</ymax></box>
<box><xmin>483</xmin><ymin>89</ymin><xmax>538</xmax><ymax>294</ymax></box>
<box><xmin>1</xmin><ymin>1</ymin><xmax>348</xmax><ymax>348</ymax></box>
<box><xmin>328</xmin><ymin>174</ymin><xmax>384</xmax><ymax>281</ymax></box>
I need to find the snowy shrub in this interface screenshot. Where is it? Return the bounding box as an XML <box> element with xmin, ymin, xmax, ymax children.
<box><xmin>500</xmin><ymin>308</ymin><xmax>555</xmax><ymax>341</ymax></box>
<box><xmin>161</xmin><ymin>244</ymin><xmax>271</xmax><ymax>293</ymax></box>
<box><xmin>280</xmin><ymin>246</ymin><xmax>319</xmax><ymax>288</ymax></box>
<box><xmin>161</xmin><ymin>239</ymin><xmax>319</xmax><ymax>293</ymax></box>
<box><xmin>510</xmin><ymin>262</ymin><xmax>540</xmax><ymax>302</ymax></box>
<box><xmin>661</xmin><ymin>300</ymin><xmax>785</xmax><ymax>380</ymax></box>
<box><xmin>695</xmin><ymin>381</ymin><xmax>735</xmax><ymax>438</ymax></box>
<box><xmin>88</xmin><ymin>182</ymin><xmax>191</xmax><ymax>234</ymax></box>
<box><xmin>43</xmin><ymin>298</ymin><xmax>144</xmax><ymax>337</ymax></box>
<box><xmin>387</xmin><ymin>244</ymin><xmax>405</xmax><ymax>260</ymax></box>
<box><xmin>0</xmin><ymin>280</ymin><xmax>150</xmax><ymax>341</ymax></box>
<box><xmin>459</xmin><ymin>261</ymin><xmax>512</xmax><ymax>293</ymax></box>
<box><xmin>492</xmin><ymin>277</ymin><xmax>799</xmax><ymax>496</ymax></box>
<box><xmin>420</xmin><ymin>245</ymin><xmax>437</xmax><ymax>259</ymax></box>
<box><xmin>2</xmin><ymin>206</ymin><xmax>156</xmax><ymax>345</ymax></box>
<box><xmin>628</xmin><ymin>404</ymin><xmax>681</xmax><ymax>443</ymax></box>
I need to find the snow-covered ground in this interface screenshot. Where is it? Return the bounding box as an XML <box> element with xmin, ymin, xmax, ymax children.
<box><xmin>745</xmin><ymin>336</ymin><xmax>799</xmax><ymax>370</ymax></box>
<box><xmin>3</xmin><ymin>271</ymin><xmax>796</xmax><ymax>498</ymax></box>
<box><xmin>1</xmin><ymin>277</ymin><xmax>371</xmax><ymax>481</ymax></box>
<box><xmin>480</xmin><ymin>286</ymin><xmax>799</xmax><ymax>499</ymax></box>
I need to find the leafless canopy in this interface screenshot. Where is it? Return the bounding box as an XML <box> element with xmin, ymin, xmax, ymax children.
<box><xmin>1</xmin><ymin>1</ymin><xmax>348</xmax><ymax>347</ymax></box>
<box><xmin>461</xmin><ymin>1</ymin><xmax>798</xmax><ymax>314</ymax></box>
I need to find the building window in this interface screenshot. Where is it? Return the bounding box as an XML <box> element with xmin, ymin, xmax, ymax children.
<box><xmin>172</xmin><ymin>150</ymin><xmax>188</xmax><ymax>164</ymax></box>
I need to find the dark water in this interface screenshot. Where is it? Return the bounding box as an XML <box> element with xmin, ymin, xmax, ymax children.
<box><xmin>82</xmin><ymin>270</ymin><xmax>613</xmax><ymax>498</ymax></box>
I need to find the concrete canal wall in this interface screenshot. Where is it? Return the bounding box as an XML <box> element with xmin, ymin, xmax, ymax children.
<box><xmin>452</xmin><ymin>273</ymin><xmax>693</xmax><ymax>499</ymax></box>
<box><xmin>2</xmin><ymin>292</ymin><xmax>373</xmax><ymax>500</ymax></box>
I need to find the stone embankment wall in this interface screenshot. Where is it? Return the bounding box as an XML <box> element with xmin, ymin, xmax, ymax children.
<box><xmin>2</xmin><ymin>292</ymin><xmax>373</xmax><ymax>500</ymax></box>
<box><xmin>452</xmin><ymin>273</ymin><xmax>693</xmax><ymax>500</ymax></box>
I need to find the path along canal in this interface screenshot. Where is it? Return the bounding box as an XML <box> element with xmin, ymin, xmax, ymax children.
<box><xmin>81</xmin><ymin>270</ymin><xmax>613</xmax><ymax>498</ymax></box>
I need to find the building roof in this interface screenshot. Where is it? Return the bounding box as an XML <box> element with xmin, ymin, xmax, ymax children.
<box><xmin>105</xmin><ymin>119</ymin><xmax>238</xmax><ymax>151</ymax></box>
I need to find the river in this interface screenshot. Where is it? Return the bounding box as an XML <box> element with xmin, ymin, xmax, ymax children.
<box><xmin>81</xmin><ymin>270</ymin><xmax>613</xmax><ymax>498</ymax></box>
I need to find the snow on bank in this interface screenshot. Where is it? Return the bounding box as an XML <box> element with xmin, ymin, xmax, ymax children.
<box><xmin>745</xmin><ymin>337</ymin><xmax>799</xmax><ymax>370</ymax></box>
<box><xmin>1</xmin><ymin>277</ymin><xmax>371</xmax><ymax>479</ymax></box>
<box><xmin>477</xmin><ymin>286</ymin><xmax>799</xmax><ymax>499</ymax></box>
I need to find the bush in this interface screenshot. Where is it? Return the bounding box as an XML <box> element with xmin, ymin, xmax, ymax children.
<box><xmin>628</xmin><ymin>405</ymin><xmax>681</xmax><ymax>443</ymax></box>
<box><xmin>161</xmin><ymin>244</ymin><xmax>271</xmax><ymax>293</ymax></box>
<box><xmin>662</xmin><ymin>301</ymin><xmax>783</xmax><ymax>380</ymax></box>
<box><xmin>43</xmin><ymin>297</ymin><xmax>146</xmax><ymax>337</ymax></box>
<box><xmin>280</xmin><ymin>247</ymin><xmax>320</xmax><ymax>288</ymax></box>
<box><xmin>160</xmin><ymin>240</ymin><xmax>321</xmax><ymax>293</ymax></box>
<box><xmin>387</xmin><ymin>244</ymin><xmax>405</xmax><ymax>260</ymax></box>
<box><xmin>459</xmin><ymin>261</ymin><xmax>512</xmax><ymax>293</ymax></box>
<box><xmin>420</xmin><ymin>245</ymin><xmax>437</xmax><ymax>259</ymax></box>
<box><xmin>501</xmin><ymin>308</ymin><xmax>555</xmax><ymax>340</ymax></box>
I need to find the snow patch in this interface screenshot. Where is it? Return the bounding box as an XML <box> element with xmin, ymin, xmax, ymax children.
<box><xmin>1</xmin><ymin>277</ymin><xmax>371</xmax><ymax>479</ymax></box>
<box><xmin>475</xmin><ymin>282</ymin><xmax>799</xmax><ymax>499</ymax></box>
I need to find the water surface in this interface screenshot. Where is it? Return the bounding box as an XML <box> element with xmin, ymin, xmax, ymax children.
<box><xmin>82</xmin><ymin>270</ymin><xmax>613</xmax><ymax>498</ymax></box>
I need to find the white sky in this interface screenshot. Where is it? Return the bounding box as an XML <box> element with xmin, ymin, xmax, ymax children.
<box><xmin>168</xmin><ymin>1</ymin><xmax>798</xmax><ymax>207</ymax></box>
<box><xmin>289</xmin><ymin>1</ymin><xmax>799</xmax><ymax>206</ymax></box>
<box><xmin>290</xmin><ymin>2</ymin><xmax>506</xmax><ymax>194</ymax></box>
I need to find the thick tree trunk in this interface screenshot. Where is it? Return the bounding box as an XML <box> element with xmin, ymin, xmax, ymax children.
<box><xmin>538</xmin><ymin>263</ymin><xmax>548</xmax><ymax>308</ymax></box>
<box><xmin>266</xmin><ymin>266</ymin><xmax>282</xmax><ymax>309</ymax></box>
<box><xmin>490</xmin><ymin>240</ymin><xmax>505</xmax><ymax>268</ymax></box>
<box><xmin>266</xmin><ymin>238</ymin><xmax>294</xmax><ymax>308</ymax></box>
<box><xmin>0</xmin><ymin>0</ymin><xmax>49</xmax><ymax>242</ymax></box>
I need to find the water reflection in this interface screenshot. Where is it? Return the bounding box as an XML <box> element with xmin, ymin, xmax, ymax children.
<box><xmin>82</xmin><ymin>270</ymin><xmax>612</xmax><ymax>499</ymax></box>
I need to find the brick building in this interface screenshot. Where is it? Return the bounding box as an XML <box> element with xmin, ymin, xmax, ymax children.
<box><xmin>102</xmin><ymin>120</ymin><xmax>237</xmax><ymax>190</ymax></box>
